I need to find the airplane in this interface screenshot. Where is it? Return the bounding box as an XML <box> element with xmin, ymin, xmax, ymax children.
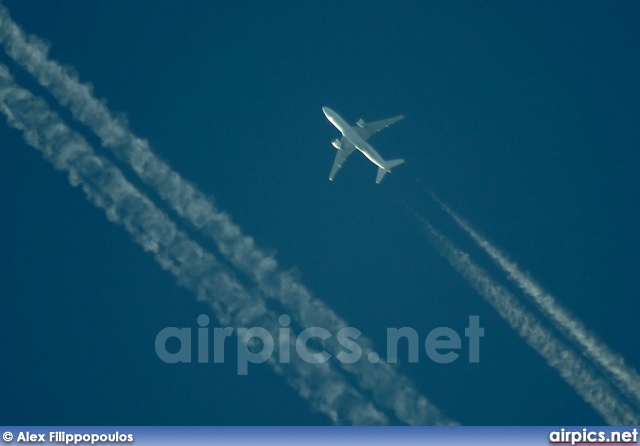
<box><xmin>322</xmin><ymin>107</ymin><xmax>405</xmax><ymax>184</ymax></box>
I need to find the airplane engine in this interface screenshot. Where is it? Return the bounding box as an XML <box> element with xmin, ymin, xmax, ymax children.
<box><xmin>331</xmin><ymin>138</ymin><xmax>341</xmax><ymax>150</ymax></box>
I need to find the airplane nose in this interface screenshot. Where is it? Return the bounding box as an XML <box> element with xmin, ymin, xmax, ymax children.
<box><xmin>322</xmin><ymin>107</ymin><xmax>329</xmax><ymax>115</ymax></box>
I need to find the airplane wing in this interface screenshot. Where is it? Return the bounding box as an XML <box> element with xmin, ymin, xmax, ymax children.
<box><xmin>352</xmin><ymin>115</ymin><xmax>405</xmax><ymax>141</ymax></box>
<box><xmin>329</xmin><ymin>137</ymin><xmax>356</xmax><ymax>181</ymax></box>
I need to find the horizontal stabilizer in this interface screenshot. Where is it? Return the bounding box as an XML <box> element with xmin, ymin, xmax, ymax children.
<box><xmin>376</xmin><ymin>167</ymin><xmax>388</xmax><ymax>184</ymax></box>
<box><xmin>385</xmin><ymin>158</ymin><xmax>404</xmax><ymax>169</ymax></box>
<box><xmin>375</xmin><ymin>158</ymin><xmax>404</xmax><ymax>184</ymax></box>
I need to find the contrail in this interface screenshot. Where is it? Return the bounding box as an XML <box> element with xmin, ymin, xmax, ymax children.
<box><xmin>433</xmin><ymin>194</ymin><xmax>640</xmax><ymax>408</ymax></box>
<box><xmin>0</xmin><ymin>3</ymin><xmax>451</xmax><ymax>426</ymax></box>
<box><xmin>407</xmin><ymin>206</ymin><xmax>640</xmax><ymax>424</ymax></box>
<box><xmin>0</xmin><ymin>64</ymin><xmax>394</xmax><ymax>426</ymax></box>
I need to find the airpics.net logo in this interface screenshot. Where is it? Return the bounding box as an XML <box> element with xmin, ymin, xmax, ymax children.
<box><xmin>154</xmin><ymin>314</ymin><xmax>484</xmax><ymax>374</ymax></box>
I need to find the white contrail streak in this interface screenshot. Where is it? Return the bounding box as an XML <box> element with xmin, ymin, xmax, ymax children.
<box><xmin>0</xmin><ymin>64</ymin><xmax>392</xmax><ymax>426</ymax></box>
<box><xmin>0</xmin><ymin>3</ymin><xmax>451</xmax><ymax>426</ymax></box>
<box><xmin>408</xmin><ymin>208</ymin><xmax>639</xmax><ymax>424</ymax></box>
<box><xmin>434</xmin><ymin>196</ymin><xmax>640</xmax><ymax>408</ymax></box>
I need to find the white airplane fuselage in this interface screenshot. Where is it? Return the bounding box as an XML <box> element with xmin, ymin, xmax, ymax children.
<box><xmin>322</xmin><ymin>107</ymin><xmax>391</xmax><ymax>172</ymax></box>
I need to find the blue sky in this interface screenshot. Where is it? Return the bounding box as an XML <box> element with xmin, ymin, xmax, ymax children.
<box><xmin>1</xmin><ymin>1</ymin><xmax>639</xmax><ymax>425</ymax></box>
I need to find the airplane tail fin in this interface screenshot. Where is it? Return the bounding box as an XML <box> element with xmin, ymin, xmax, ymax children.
<box><xmin>375</xmin><ymin>158</ymin><xmax>405</xmax><ymax>184</ymax></box>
